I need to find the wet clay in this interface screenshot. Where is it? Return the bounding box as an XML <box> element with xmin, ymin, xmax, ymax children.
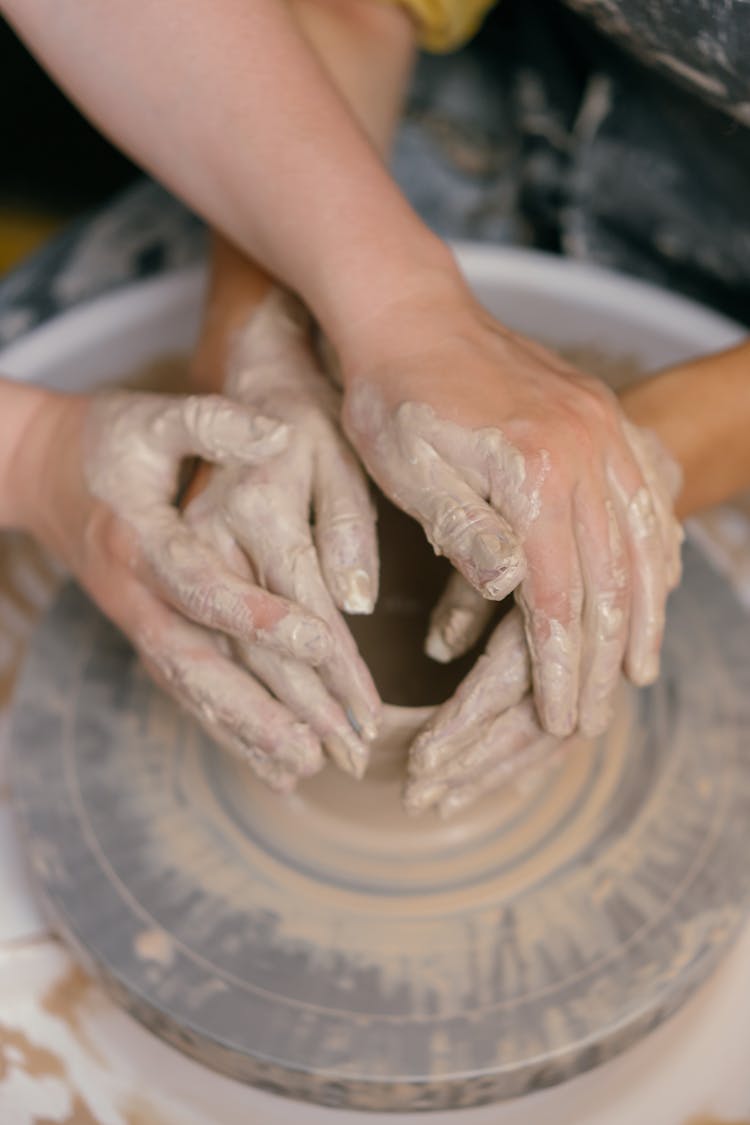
<box><xmin>12</xmin><ymin>351</ymin><xmax>750</xmax><ymax>1110</ymax></box>
<box><xmin>345</xmin><ymin>488</ymin><xmax>499</xmax><ymax>707</ymax></box>
<box><xmin>16</xmin><ymin>533</ymin><xmax>750</xmax><ymax>1111</ymax></box>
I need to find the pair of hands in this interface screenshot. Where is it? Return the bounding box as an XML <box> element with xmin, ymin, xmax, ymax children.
<box><xmin>25</xmin><ymin>292</ymin><xmax>380</xmax><ymax>795</ymax></box>
<box><xmin>29</xmin><ymin>279</ymin><xmax>681</xmax><ymax>813</ymax></box>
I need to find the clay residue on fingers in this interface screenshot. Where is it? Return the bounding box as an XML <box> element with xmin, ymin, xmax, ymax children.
<box><xmin>344</xmin><ymin>384</ymin><xmax>529</xmax><ymax>601</ymax></box>
<box><xmin>520</xmin><ymin>605</ymin><xmax>580</xmax><ymax>737</ymax></box>
<box><xmin>425</xmin><ymin>572</ymin><xmax>495</xmax><ymax>662</ymax></box>
<box><xmin>192</xmin><ymin>289</ymin><xmax>382</xmax><ymax>748</ymax></box>
<box><xmin>407</xmin><ymin>608</ymin><xmax>535</xmax><ymax>810</ymax></box>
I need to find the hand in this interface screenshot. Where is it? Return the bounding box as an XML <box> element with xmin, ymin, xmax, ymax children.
<box><xmin>406</xmin><ymin>404</ymin><xmax>684</xmax><ymax>816</ymax></box>
<box><xmin>339</xmin><ymin>274</ymin><xmax>683</xmax><ymax>738</ymax></box>
<box><xmin>22</xmin><ymin>387</ymin><xmax>334</xmax><ymax>791</ymax></box>
<box><xmin>405</xmin><ymin>609</ymin><xmax>561</xmax><ymax>817</ymax></box>
<box><xmin>184</xmin><ymin>289</ymin><xmax>381</xmax><ymax>777</ymax></box>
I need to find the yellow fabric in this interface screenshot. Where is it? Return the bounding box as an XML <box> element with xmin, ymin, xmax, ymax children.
<box><xmin>388</xmin><ymin>0</ymin><xmax>497</xmax><ymax>51</ymax></box>
<box><xmin>0</xmin><ymin>209</ymin><xmax>63</xmax><ymax>276</ymax></box>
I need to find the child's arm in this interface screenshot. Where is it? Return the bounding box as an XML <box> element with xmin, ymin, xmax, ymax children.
<box><xmin>622</xmin><ymin>340</ymin><xmax>750</xmax><ymax>518</ymax></box>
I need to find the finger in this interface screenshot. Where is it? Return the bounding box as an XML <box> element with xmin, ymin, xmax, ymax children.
<box><xmin>127</xmin><ymin>591</ymin><xmax>323</xmax><ymax>785</ymax></box>
<box><xmin>624</xmin><ymin>422</ymin><xmax>684</xmax><ymax>592</ymax></box>
<box><xmin>225</xmin><ymin>485</ymin><xmax>381</xmax><ymax>740</ymax></box>
<box><xmin>227</xmin><ymin>289</ymin><xmax>310</xmax><ymax>379</ymax></box>
<box><xmin>516</xmin><ymin>508</ymin><xmax>584</xmax><ymax>738</ymax></box>
<box><xmin>398</xmin><ymin>447</ymin><xmax>526</xmax><ymax>600</ymax></box>
<box><xmin>185</xmin><ymin>494</ymin><xmax>367</xmax><ymax>776</ymax></box>
<box><xmin>157</xmin><ymin>394</ymin><xmax>288</xmax><ymax>466</ymax></box>
<box><xmin>405</xmin><ymin>699</ymin><xmax>558</xmax><ymax>816</ymax></box>
<box><xmin>425</xmin><ymin>412</ymin><xmax>548</xmax><ymax>535</ymax></box>
<box><xmin>314</xmin><ymin>441</ymin><xmax>379</xmax><ymax>615</ymax></box>
<box><xmin>236</xmin><ymin>641</ymin><xmax>369</xmax><ymax>778</ymax></box>
<box><xmin>137</xmin><ymin>509</ymin><xmax>332</xmax><ymax>664</ymax></box>
<box><xmin>424</xmin><ymin>572</ymin><xmax>496</xmax><ymax>662</ymax></box>
<box><xmin>437</xmin><ymin>736</ymin><xmax>562</xmax><ymax>819</ymax></box>
<box><xmin>573</xmin><ymin>490</ymin><xmax>630</xmax><ymax>738</ymax></box>
<box><xmin>622</xmin><ymin>484</ymin><xmax>667</xmax><ymax>685</ymax></box>
<box><xmin>410</xmin><ymin>609</ymin><xmax>529</xmax><ymax>775</ymax></box>
<box><xmin>607</xmin><ymin>448</ymin><xmax>668</xmax><ymax>686</ymax></box>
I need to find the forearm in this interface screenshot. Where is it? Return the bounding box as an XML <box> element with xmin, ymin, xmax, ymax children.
<box><xmin>621</xmin><ymin>340</ymin><xmax>750</xmax><ymax>518</ymax></box>
<box><xmin>4</xmin><ymin>0</ymin><xmax>443</xmax><ymax>345</ymax></box>
<box><xmin>190</xmin><ymin>0</ymin><xmax>416</xmax><ymax>394</ymax></box>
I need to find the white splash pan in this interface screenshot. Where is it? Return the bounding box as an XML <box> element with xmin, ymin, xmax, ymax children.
<box><xmin>1</xmin><ymin>246</ymin><xmax>748</xmax><ymax>1125</ymax></box>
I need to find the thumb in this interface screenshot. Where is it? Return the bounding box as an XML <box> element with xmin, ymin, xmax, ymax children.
<box><xmin>161</xmin><ymin>395</ymin><xmax>288</xmax><ymax>465</ymax></box>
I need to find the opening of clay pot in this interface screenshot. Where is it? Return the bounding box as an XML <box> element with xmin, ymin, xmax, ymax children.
<box><xmin>345</xmin><ymin>489</ymin><xmax>498</xmax><ymax>710</ymax></box>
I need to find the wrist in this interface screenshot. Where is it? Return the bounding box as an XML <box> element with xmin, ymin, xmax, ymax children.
<box><xmin>320</xmin><ymin>237</ymin><xmax>470</xmax><ymax>381</ymax></box>
<box><xmin>190</xmin><ymin>236</ymin><xmax>277</xmax><ymax>394</ymax></box>
<box><xmin>0</xmin><ymin>380</ymin><xmax>53</xmax><ymax>530</ymax></box>
<box><xmin>619</xmin><ymin>341</ymin><xmax>750</xmax><ymax>518</ymax></box>
<box><xmin>0</xmin><ymin>380</ymin><xmax>85</xmax><ymax>541</ymax></box>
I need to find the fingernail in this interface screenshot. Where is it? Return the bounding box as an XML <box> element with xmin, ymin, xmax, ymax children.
<box><xmin>425</xmin><ymin>607</ymin><xmax>476</xmax><ymax>663</ymax></box>
<box><xmin>340</xmin><ymin>569</ymin><xmax>375</xmax><ymax>615</ymax></box>
<box><xmin>346</xmin><ymin>704</ymin><xmax>380</xmax><ymax>743</ymax></box>
<box><xmin>281</xmin><ymin>723</ymin><xmax>323</xmax><ymax>776</ymax></box>
<box><xmin>247</xmin><ymin>417</ymin><xmax>289</xmax><ymax>455</ymax></box>
<box><xmin>326</xmin><ymin>730</ymin><xmax>369</xmax><ymax>779</ymax></box>
<box><xmin>536</xmin><ymin>672</ymin><xmax>577</xmax><ymax>737</ymax></box>
<box><xmin>216</xmin><ymin>406</ymin><xmax>288</xmax><ymax>454</ymax></box>
<box><xmin>471</xmin><ymin>534</ymin><xmax>524</xmax><ymax>600</ymax></box>
<box><xmin>424</xmin><ymin>629</ymin><xmax>452</xmax><ymax>663</ymax></box>
<box><xmin>631</xmin><ymin>651</ymin><xmax>660</xmax><ymax>687</ymax></box>
<box><xmin>276</xmin><ymin>617</ymin><xmax>331</xmax><ymax>664</ymax></box>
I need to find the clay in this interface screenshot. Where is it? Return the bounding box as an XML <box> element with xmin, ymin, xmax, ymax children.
<box><xmin>14</xmin><ymin>429</ymin><xmax>750</xmax><ymax>1109</ymax></box>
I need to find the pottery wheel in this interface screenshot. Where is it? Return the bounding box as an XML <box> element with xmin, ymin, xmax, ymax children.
<box><xmin>10</xmin><ymin>524</ymin><xmax>750</xmax><ymax>1112</ymax></box>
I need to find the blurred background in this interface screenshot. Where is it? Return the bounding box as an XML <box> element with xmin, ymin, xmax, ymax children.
<box><xmin>0</xmin><ymin>19</ymin><xmax>137</xmax><ymax>274</ymax></box>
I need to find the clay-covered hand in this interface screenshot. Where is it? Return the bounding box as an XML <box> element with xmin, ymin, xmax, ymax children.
<box><xmin>29</xmin><ymin>388</ymin><xmax>332</xmax><ymax>792</ymax></box>
<box><xmin>340</xmin><ymin>282</ymin><xmax>683</xmax><ymax>738</ymax></box>
<box><xmin>404</xmin><ymin>610</ymin><xmax>561</xmax><ymax>817</ymax></box>
<box><xmin>184</xmin><ymin>289</ymin><xmax>381</xmax><ymax>778</ymax></box>
<box><xmin>407</xmin><ymin>419</ymin><xmax>683</xmax><ymax>815</ymax></box>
